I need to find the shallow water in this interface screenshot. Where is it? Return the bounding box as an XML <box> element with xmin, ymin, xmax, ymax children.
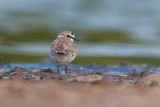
<box><xmin>1</xmin><ymin>0</ymin><xmax>160</xmax><ymax>63</ymax></box>
<box><xmin>1</xmin><ymin>63</ymin><xmax>160</xmax><ymax>76</ymax></box>
<box><xmin>1</xmin><ymin>42</ymin><xmax>160</xmax><ymax>58</ymax></box>
<box><xmin>1</xmin><ymin>0</ymin><xmax>160</xmax><ymax>41</ymax></box>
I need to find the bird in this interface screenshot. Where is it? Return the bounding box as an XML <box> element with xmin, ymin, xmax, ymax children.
<box><xmin>49</xmin><ymin>31</ymin><xmax>79</xmax><ymax>75</ymax></box>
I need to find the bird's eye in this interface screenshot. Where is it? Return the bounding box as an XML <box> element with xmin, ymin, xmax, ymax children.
<box><xmin>67</xmin><ymin>35</ymin><xmax>70</xmax><ymax>37</ymax></box>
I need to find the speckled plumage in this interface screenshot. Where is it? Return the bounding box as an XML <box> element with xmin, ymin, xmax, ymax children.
<box><xmin>49</xmin><ymin>31</ymin><xmax>78</xmax><ymax>75</ymax></box>
<box><xmin>50</xmin><ymin>37</ymin><xmax>76</xmax><ymax>64</ymax></box>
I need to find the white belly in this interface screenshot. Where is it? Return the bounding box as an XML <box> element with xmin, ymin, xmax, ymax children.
<box><xmin>50</xmin><ymin>54</ymin><xmax>76</xmax><ymax>65</ymax></box>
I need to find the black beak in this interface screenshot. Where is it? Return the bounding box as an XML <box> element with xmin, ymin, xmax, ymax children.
<box><xmin>71</xmin><ymin>37</ymin><xmax>79</xmax><ymax>41</ymax></box>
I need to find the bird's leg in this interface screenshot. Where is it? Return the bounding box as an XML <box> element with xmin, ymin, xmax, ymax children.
<box><xmin>57</xmin><ymin>64</ymin><xmax>60</xmax><ymax>74</ymax></box>
<box><xmin>65</xmin><ymin>62</ymin><xmax>68</xmax><ymax>76</ymax></box>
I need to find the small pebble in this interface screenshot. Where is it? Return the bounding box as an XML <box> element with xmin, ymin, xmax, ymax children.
<box><xmin>80</xmin><ymin>67</ymin><xmax>83</xmax><ymax>70</ymax></box>
<box><xmin>3</xmin><ymin>77</ymin><xmax>10</xmax><ymax>80</ymax></box>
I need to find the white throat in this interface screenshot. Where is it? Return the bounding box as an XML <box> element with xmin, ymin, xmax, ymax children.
<box><xmin>58</xmin><ymin>35</ymin><xmax>64</xmax><ymax>38</ymax></box>
<box><xmin>58</xmin><ymin>35</ymin><xmax>74</xmax><ymax>42</ymax></box>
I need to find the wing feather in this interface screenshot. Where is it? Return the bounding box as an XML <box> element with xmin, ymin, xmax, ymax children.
<box><xmin>50</xmin><ymin>38</ymin><xmax>76</xmax><ymax>56</ymax></box>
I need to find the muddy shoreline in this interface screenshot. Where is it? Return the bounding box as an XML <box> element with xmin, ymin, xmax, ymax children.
<box><xmin>0</xmin><ymin>65</ymin><xmax>152</xmax><ymax>84</ymax></box>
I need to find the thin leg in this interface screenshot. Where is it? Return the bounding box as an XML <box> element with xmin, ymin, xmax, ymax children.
<box><xmin>65</xmin><ymin>62</ymin><xmax>68</xmax><ymax>76</ymax></box>
<box><xmin>57</xmin><ymin>64</ymin><xmax>60</xmax><ymax>74</ymax></box>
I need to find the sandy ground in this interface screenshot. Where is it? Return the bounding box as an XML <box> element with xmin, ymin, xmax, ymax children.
<box><xmin>0</xmin><ymin>80</ymin><xmax>160</xmax><ymax>107</ymax></box>
<box><xmin>0</xmin><ymin>66</ymin><xmax>160</xmax><ymax>107</ymax></box>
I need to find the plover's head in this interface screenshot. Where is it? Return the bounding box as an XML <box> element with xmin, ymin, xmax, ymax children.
<box><xmin>58</xmin><ymin>31</ymin><xmax>79</xmax><ymax>42</ymax></box>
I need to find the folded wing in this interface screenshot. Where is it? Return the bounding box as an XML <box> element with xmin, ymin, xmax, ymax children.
<box><xmin>50</xmin><ymin>37</ymin><xmax>76</xmax><ymax>56</ymax></box>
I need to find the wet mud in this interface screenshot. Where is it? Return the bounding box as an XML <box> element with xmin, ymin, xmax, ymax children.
<box><xmin>0</xmin><ymin>64</ymin><xmax>152</xmax><ymax>84</ymax></box>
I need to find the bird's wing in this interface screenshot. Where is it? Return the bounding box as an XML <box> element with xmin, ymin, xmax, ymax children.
<box><xmin>50</xmin><ymin>38</ymin><xmax>76</xmax><ymax>56</ymax></box>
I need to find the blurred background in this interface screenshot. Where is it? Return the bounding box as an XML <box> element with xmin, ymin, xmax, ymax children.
<box><xmin>1</xmin><ymin>0</ymin><xmax>160</xmax><ymax>65</ymax></box>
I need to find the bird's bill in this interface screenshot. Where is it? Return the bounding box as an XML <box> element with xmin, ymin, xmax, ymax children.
<box><xmin>71</xmin><ymin>36</ymin><xmax>79</xmax><ymax>41</ymax></box>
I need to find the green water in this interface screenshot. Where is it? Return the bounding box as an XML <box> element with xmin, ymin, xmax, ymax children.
<box><xmin>1</xmin><ymin>53</ymin><xmax>160</xmax><ymax>66</ymax></box>
<box><xmin>0</xmin><ymin>29</ymin><xmax>134</xmax><ymax>44</ymax></box>
<box><xmin>0</xmin><ymin>28</ymin><xmax>160</xmax><ymax>65</ymax></box>
<box><xmin>1</xmin><ymin>0</ymin><xmax>160</xmax><ymax>65</ymax></box>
